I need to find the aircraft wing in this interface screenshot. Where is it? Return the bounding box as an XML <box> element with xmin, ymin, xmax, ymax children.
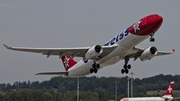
<box><xmin>36</xmin><ymin>71</ymin><xmax>68</xmax><ymax>75</ymax></box>
<box><xmin>3</xmin><ymin>44</ymin><xmax>118</xmax><ymax>58</ymax></box>
<box><xmin>156</xmin><ymin>50</ymin><xmax>176</xmax><ymax>56</ymax></box>
<box><xmin>127</xmin><ymin>47</ymin><xmax>175</xmax><ymax>60</ymax></box>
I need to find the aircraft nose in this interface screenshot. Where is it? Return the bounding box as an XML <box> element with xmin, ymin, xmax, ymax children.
<box><xmin>150</xmin><ymin>15</ymin><xmax>163</xmax><ymax>33</ymax></box>
<box><xmin>155</xmin><ymin>15</ymin><xmax>163</xmax><ymax>26</ymax></box>
<box><xmin>129</xmin><ymin>14</ymin><xmax>163</xmax><ymax>36</ymax></box>
<box><xmin>158</xmin><ymin>15</ymin><xmax>163</xmax><ymax>23</ymax></box>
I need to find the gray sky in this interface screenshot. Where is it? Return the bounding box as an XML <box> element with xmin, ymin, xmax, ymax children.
<box><xmin>1</xmin><ymin>1</ymin><xmax>180</xmax><ymax>84</ymax></box>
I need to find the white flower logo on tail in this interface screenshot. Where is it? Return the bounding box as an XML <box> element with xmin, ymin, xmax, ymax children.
<box><xmin>63</xmin><ymin>56</ymin><xmax>70</xmax><ymax>69</ymax></box>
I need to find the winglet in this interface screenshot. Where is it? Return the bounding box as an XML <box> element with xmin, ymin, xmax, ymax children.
<box><xmin>3</xmin><ymin>44</ymin><xmax>12</xmax><ymax>49</ymax></box>
<box><xmin>172</xmin><ymin>49</ymin><xmax>176</xmax><ymax>53</ymax></box>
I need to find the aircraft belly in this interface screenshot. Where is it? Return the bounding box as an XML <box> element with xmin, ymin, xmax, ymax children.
<box><xmin>119</xmin><ymin>33</ymin><xmax>149</xmax><ymax>48</ymax></box>
<box><xmin>98</xmin><ymin>34</ymin><xmax>149</xmax><ymax>67</ymax></box>
<box><xmin>101</xmin><ymin>56</ymin><xmax>122</xmax><ymax>66</ymax></box>
<box><xmin>68</xmin><ymin>33</ymin><xmax>151</xmax><ymax>77</ymax></box>
<box><xmin>68</xmin><ymin>60</ymin><xmax>93</xmax><ymax>77</ymax></box>
<box><xmin>98</xmin><ymin>45</ymin><xmax>129</xmax><ymax>64</ymax></box>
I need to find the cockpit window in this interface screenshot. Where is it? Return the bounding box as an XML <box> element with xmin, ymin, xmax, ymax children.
<box><xmin>151</xmin><ymin>15</ymin><xmax>156</xmax><ymax>18</ymax></box>
<box><xmin>150</xmin><ymin>15</ymin><xmax>158</xmax><ymax>18</ymax></box>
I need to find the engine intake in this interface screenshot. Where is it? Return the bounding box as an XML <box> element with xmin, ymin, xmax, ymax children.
<box><xmin>140</xmin><ymin>46</ymin><xmax>157</xmax><ymax>61</ymax></box>
<box><xmin>85</xmin><ymin>45</ymin><xmax>103</xmax><ymax>59</ymax></box>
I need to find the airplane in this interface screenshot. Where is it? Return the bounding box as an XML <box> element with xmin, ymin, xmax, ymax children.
<box><xmin>4</xmin><ymin>14</ymin><xmax>175</xmax><ymax>77</ymax></box>
<box><xmin>120</xmin><ymin>81</ymin><xmax>175</xmax><ymax>101</ymax></box>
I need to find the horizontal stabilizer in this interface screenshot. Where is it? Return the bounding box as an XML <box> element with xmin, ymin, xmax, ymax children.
<box><xmin>36</xmin><ymin>71</ymin><xmax>68</xmax><ymax>75</ymax></box>
<box><xmin>3</xmin><ymin>44</ymin><xmax>11</xmax><ymax>49</ymax></box>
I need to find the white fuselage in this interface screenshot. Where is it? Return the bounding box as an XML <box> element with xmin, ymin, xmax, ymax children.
<box><xmin>120</xmin><ymin>97</ymin><xmax>167</xmax><ymax>101</ymax></box>
<box><xmin>67</xmin><ymin>29</ymin><xmax>149</xmax><ymax>77</ymax></box>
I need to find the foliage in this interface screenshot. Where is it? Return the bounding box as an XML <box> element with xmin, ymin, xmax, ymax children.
<box><xmin>0</xmin><ymin>74</ymin><xmax>180</xmax><ymax>100</ymax></box>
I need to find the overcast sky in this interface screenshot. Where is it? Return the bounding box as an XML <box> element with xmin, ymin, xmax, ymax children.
<box><xmin>1</xmin><ymin>1</ymin><xmax>180</xmax><ymax>84</ymax></box>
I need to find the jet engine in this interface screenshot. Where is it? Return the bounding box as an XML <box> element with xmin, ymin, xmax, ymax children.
<box><xmin>140</xmin><ymin>46</ymin><xmax>158</xmax><ymax>61</ymax></box>
<box><xmin>85</xmin><ymin>45</ymin><xmax>103</xmax><ymax>59</ymax></box>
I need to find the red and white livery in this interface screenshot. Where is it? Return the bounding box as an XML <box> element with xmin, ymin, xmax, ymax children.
<box><xmin>4</xmin><ymin>14</ymin><xmax>175</xmax><ymax>76</ymax></box>
<box><xmin>120</xmin><ymin>81</ymin><xmax>175</xmax><ymax>101</ymax></box>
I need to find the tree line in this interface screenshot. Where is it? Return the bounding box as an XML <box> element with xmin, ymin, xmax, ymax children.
<box><xmin>0</xmin><ymin>74</ymin><xmax>180</xmax><ymax>101</ymax></box>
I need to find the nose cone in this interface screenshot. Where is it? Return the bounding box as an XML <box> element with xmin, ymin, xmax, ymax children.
<box><xmin>128</xmin><ymin>14</ymin><xmax>163</xmax><ymax>36</ymax></box>
<box><xmin>156</xmin><ymin>15</ymin><xmax>163</xmax><ymax>23</ymax></box>
<box><xmin>149</xmin><ymin>15</ymin><xmax>163</xmax><ymax>33</ymax></box>
<box><xmin>157</xmin><ymin>15</ymin><xmax>163</xmax><ymax>26</ymax></box>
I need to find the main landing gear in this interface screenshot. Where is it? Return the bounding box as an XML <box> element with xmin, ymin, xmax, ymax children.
<box><xmin>150</xmin><ymin>33</ymin><xmax>155</xmax><ymax>42</ymax></box>
<box><xmin>90</xmin><ymin>60</ymin><xmax>100</xmax><ymax>73</ymax></box>
<box><xmin>121</xmin><ymin>57</ymin><xmax>131</xmax><ymax>74</ymax></box>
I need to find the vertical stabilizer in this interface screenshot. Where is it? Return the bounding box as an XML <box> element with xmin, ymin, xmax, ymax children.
<box><xmin>61</xmin><ymin>56</ymin><xmax>77</xmax><ymax>71</ymax></box>
<box><xmin>164</xmin><ymin>81</ymin><xmax>174</xmax><ymax>96</ymax></box>
<box><xmin>162</xmin><ymin>81</ymin><xmax>174</xmax><ymax>100</ymax></box>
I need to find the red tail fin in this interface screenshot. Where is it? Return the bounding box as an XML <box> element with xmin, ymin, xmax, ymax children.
<box><xmin>61</xmin><ymin>56</ymin><xmax>77</xmax><ymax>71</ymax></box>
<box><xmin>164</xmin><ymin>81</ymin><xmax>174</xmax><ymax>96</ymax></box>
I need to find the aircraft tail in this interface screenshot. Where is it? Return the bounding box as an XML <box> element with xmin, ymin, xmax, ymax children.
<box><xmin>61</xmin><ymin>56</ymin><xmax>77</xmax><ymax>71</ymax></box>
<box><xmin>164</xmin><ymin>81</ymin><xmax>174</xmax><ymax>96</ymax></box>
<box><xmin>162</xmin><ymin>81</ymin><xmax>174</xmax><ymax>100</ymax></box>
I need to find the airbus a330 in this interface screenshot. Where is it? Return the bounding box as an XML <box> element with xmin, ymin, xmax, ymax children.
<box><xmin>4</xmin><ymin>14</ymin><xmax>175</xmax><ymax>77</ymax></box>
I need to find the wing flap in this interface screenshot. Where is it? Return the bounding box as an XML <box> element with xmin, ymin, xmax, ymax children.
<box><xmin>36</xmin><ymin>71</ymin><xmax>68</xmax><ymax>75</ymax></box>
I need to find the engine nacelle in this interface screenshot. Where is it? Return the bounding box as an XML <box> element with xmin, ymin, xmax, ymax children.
<box><xmin>85</xmin><ymin>45</ymin><xmax>103</xmax><ymax>59</ymax></box>
<box><xmin>140</xmin><ymin>46</ymin><xmax>158</xmax><ymax>61</ymax></box>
